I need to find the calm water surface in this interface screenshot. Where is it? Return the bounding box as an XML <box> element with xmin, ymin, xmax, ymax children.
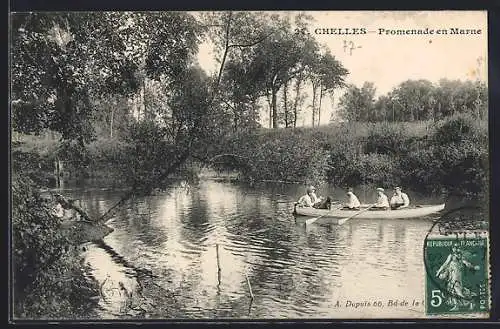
<box><xmin>62</xmin><ymin>180</ymin><xmax>444</xmax><ymax>319</ymax></box>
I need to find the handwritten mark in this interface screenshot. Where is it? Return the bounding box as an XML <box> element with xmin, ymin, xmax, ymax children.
<box><xmin>343</xmin><ymin>40</ymin><xmax>362</xmax><ymax>55</ymax></box>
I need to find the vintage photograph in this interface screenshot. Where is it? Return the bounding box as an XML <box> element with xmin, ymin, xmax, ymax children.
<box><xmin>10</xmin><ymin>10</ymin><xmax>489</xmax><ymax>320</ymax></box>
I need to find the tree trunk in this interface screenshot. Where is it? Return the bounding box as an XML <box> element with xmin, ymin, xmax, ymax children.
<box><xmin>215</xmin><ymin>12</ymin><xmax>232</xmax><ymax>92</ymax></box>
<box><xmin>271</xmin><ymin>88</ymin><xmax>278</xmax><ymax>129</ymax></box>
<box><xmin>283</xmin><ymin>81</ymin><xmax>289</xmax><ymax>128</ymax></box>
<box><xmin>292</xmin><ymin>78</ymin><xmax>302</xmax><ymax>128</ymax></box>
<box><xmin>311</xmin><ymin>83</ymin><xmax>317</xmax><ymax>127</ymax></box>
<box><xmin>318</xmin><ymin>87</ymin><xmax>323</xmax><ymax>126</ymax></box>
<box><xmin>110</xmin><ymin>107</ymin><xmax>114</xmax><ymax>138</ymax></box>
<box><xmin>266</xmin><ymin>93</ymin><xmax>272</xmax><ymax>128</ymax></box>
<box><xmin>476</xmin><ymin>86</ymin><xmax>482</xmax><ymax>119</ymax></box>
<box><xmin>140</xmin><ymin>78</ymin><xmax>146</xmax><ymax>119</ymax></box>
<box><xmin>54</xmin><ymin>158</ymin><xmax>61</xmax><ymax>188</ymax></box>
<box><xmin>233</xmin><ymin>107</ymin><xmax>238</xmax><ymax>132</ymax></box>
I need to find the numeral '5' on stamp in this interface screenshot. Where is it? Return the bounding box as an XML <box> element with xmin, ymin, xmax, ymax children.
<box><xmin>425</xmin><ymin>237</ymin><xmax>489</xmax><ymax>316</ymax></box>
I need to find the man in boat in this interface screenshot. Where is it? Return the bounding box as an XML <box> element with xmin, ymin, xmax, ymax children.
<box><xmin>343</xmin><ymin>187</ymin><xmax>361</xmax><ymax>210</ymax></box>
<box><xmin>308</xmin><ymin>185</ymin><xmax>320</xmax><ymax>204</ymax></box>
<box><xmin>297</xmin><ymin>186</ymin><xmax>332</xmax><ymax>209</ymax></box>
<box><xmin>371</xmin><ymin>187</ymin><xmax>390</xmax><ymax>210</ymax></box>
<box><xmin>390</xmin><ymin>186</ymin><xmax>410</xmax><ymax>210</ymax></box>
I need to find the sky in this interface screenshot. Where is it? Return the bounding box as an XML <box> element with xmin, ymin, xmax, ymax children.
<box><xmin>195</xmin><ymin>11</ymin><xmax>488</xmax><ymax>126</ymax></box>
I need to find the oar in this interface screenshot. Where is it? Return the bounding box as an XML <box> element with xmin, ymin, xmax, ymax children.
<box><xmin>337</xmin><ymin>204</ymin><xmax>376</xmax><ymax>225</ymax></box>
<box><xmin>305</xmin><ymin>204</ymin><xmax>343</xmax><ymax>226</ymax></box>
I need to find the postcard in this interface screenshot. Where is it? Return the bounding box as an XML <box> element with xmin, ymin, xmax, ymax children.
<box><xmin>10</xmin><ymin>10</ymin><xmax>489</xmax><ymax>320</ymax></box>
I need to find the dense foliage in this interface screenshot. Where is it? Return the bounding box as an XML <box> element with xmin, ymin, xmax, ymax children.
<box><xmin>211</xmin><ymin>115</ymin><xmax>488</xmax><ymax>199</ymax></box>
<box><xmin>12</xmin><ymin>174</ymin><xmax>100</xmax><ymax>319</ymax></box>
<box><xmin>338</xmin><ymin>79</ymin><xmax>487</xmax><ymax>122</ymax></box>
<box><xmin>208</xmin><ymin>129</ymin><xmax>329</xmax><ymax>185</ymax></box>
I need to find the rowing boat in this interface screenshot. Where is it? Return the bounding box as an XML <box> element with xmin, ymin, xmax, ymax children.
<box><xmin>293</xmin><ymin>203</ymin><xmax>445</xmax><ymax>224</ymax></box>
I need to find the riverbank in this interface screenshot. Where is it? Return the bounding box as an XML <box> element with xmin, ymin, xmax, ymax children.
<box><xmin>12</xmin><ymin>113</ymin><xmax>488</xmax><ymax>199</ymax></box>
<box><xmin>209</xmin><ymin>114</ymin><xmax>488</xmax><ymax>199</ymax></box>
<box><xmin>11</xmin><ymin>174</ymin><xmax>114</xmax><ymax>319</ymax></box>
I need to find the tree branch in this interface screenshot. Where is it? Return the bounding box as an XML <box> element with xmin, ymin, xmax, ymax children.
<box><xmin>214</xmin><ymin>12</ymin><xmax>232</xmax><ymax>92</ymax></box>
<box><xmin>52</xmin><ymin>193</ymin><xmax>93</xmax><ymax>223</ymax></box>
<box><xmin>222</xmin><ymin>99</ymin><xmax>237</xmax><ymax>111</ymax></box>
<box><xmin>227</xmin><ymin>32</ymin><xmax>274</xmax><ymax>49</ymax></box>
<box><xmin>97</xmin><ymin>189</ymin><xmax>135</xmax><ymax>223</ymax></box>
<box><xmin>96</xmin><ymin>148</ymin><xmax>192</xmax><ymax>224</ymax></box>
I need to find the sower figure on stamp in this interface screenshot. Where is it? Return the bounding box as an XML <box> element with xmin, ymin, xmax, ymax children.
<box><xmin>435</xmin><ymin>242</ymin><xmax>480</xmax><ymax>311</ymax></box>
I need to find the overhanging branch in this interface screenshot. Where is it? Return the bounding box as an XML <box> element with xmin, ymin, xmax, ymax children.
<box><xmin>227</xmin><ymin>32</ymin><xmax>274</xmax><ymax>49</ymax></box>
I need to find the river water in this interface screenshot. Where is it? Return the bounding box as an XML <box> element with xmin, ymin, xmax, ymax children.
<box><xmin>61</xmin><ymin>180</ymin><xmax>445</xmax><ymax>319</ymax></box>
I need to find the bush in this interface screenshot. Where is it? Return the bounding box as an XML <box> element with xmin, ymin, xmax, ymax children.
<box><xmin>399</xmin><ymin>146</ymin><xmax>442</xmax><ymax>194</ymax></box>
<box><xmin>364</xmin><ymin>122</ymin><xmax>410</xmax><ymax>155</ymax></box>
<box><xmin>80</xmin><ymin>137</ymin><xmax>130</xmax><ymax>181</ymax></box>
<box><xmin>12</xmin><ymin>174</ymin><xmax>100</xmax><ymax>319</ymax></box>
<box><xmin>223</xmin><ymin>129</ymin><xmax>330</xmax><ymax>185</ymax></box>
<box><xmin>426</xmin><ymin>115</ymin><xmax>488</xmax><ymax>196</ymax></box>
<box><xmin>432</xmin><ymin>113</ymin><xmax>487</xmax><ymax>146</ymax></box>
<box><xmin>435</xmin><ymin>140</ymin><xmax>488</xmax><ymax>196</ymax></box>
<box><xmin>398</xmin><ymin>115</ymin><xmax>488</xmax><ymax>196</ymax></box>
<box><xmin>16</xmin><ymin>115</ymin><xmax>489</xmax><ymax>198</ymax></box>
<box><xmin>356</xmin><ymin>153</ymin><xmax>402</xmax><ymax>187</ymax></box>
<box><xmin>210</xmin><ymin>116</ymin><xmax>488</xmax><ymax>198</ymax></box>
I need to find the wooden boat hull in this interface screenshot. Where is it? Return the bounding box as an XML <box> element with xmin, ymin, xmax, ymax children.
<box><xmin>293</xmin><ymin>203</ymin><xmax>445</xmax><ymax>224</ymax></box>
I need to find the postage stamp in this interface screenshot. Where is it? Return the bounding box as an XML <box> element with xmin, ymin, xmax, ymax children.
<box><xmin>424</xmin><ymin>236</ymin><xmax>489</xmax><ymax>315</ymax></box>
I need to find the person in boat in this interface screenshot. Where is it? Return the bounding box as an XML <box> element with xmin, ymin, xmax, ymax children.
<box><xmin>343</xmin><ymin>187</ymin><xmax>361</xmax><ymax>210</ymax></box>
<box><xmin>297</xmin><ymin>186</ymin><xmax>332</xmax><ymax>209</ymax></box>
<box><xmin>308</xmin><ymin>185</ymin><xmax>320</xmax><ymax>204</ymax></box>
<box><xmin>390</xmin><ymin>186</ymin><xmax>410</xmax><ymax>210</ymax></box>
<box><xmin>371</xmin><ymin>187</ymin><xmax>390</xmax><ymax>210</ymax></box>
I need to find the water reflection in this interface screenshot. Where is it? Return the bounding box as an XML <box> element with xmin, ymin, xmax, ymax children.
<box><xmin>71</xmin><ymin>180</ymin><xmax>441</xmax><ymax>318</ymax></box>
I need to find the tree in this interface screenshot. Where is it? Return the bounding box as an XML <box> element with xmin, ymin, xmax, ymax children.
<box><xmin>390</xmin><ymin>80</ymin><xmax>435</xmax><ymax>121</ymax></box>
<box><xmin>202</xmin><ymin>12</ymin><xmax>348</xmax><ymax>129</ymax></box>
<box><xmin>389</xmin><ymin>79</ymin><xmax>487</xmax><ymax>121</ymax></box>
<box><xmin>11</xmin><ymin>9</ymin><xmax>215</xmax><ymax>263</ymax></box>
<box><xmin>249</xmin><ymin>18</ymin><xmax>307</xmax><ymax>128</ymax></box>
<box><xmin>200</xmin><ymin>11</ymin><xmax>274</xmax><ymax>130</ymax></box>
<box><xmin>336</xmin><ymin>78</ymin><xmax>487</xmax><ymax>123</ymax></box>
<box><xmin>373</xmin><ymin>95</ymin><xmax>391</xmax><ymax>122</ymax></box>
<box><xmin>309</xmin><ymin>50</ymin><xmax>348</xmax><ymax>126</ymax></box>
<box><xmin>222</xmin><ymin>12</ymin><xmax>327</xmax><ymax>129</ymax></box>
<box><xmin>11</xmin><ymin>12</ymin><xmax>204</xmax><ymax>141</ymax></box>
<box><xmin>435</xmin><ymin>79</ymin><xmax>463</xmax><ymax>118</ymax></box>
<box><xmin>290</xmin><ymin>71</ymin><xmax>308</xmax><ymax>128</ymax></box>
<box><xmin>217</xmin><ymin>48</ymin><xmax>265</xmax><ymax>132</ymax></box>
<box><xmin>338</xmin><ymin>82</ymin><xmax>376</xmax><ymax>122</ymax></box>
<box><xmin>11</xmin><ymin>12</ymin><xmax>128</xmax><ymax>143</ymax></box>
<box><xmin>201</xmin><ymin>12</ymin><xmax>272</xmax><ymax>94</ymax></box>
<box><xmin>91</xmin><ymin>94</ymin><xmax>132</xmax><ymax>139</ymax></box>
